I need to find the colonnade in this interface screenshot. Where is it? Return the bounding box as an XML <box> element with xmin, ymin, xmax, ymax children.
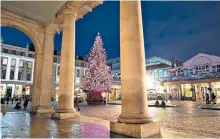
<box><xmin>1</xmin><ymin>0</ymin><xmax>160</xmax><ymax>137</ymax></box>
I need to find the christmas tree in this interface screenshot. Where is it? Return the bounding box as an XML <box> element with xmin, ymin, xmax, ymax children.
<box><xmin>83</xmin><ymin>32</ymin><xmax>112</xmax><ymax>93</ymax></box>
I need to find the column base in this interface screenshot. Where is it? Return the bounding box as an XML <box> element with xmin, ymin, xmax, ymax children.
<box><xmin>118</xmin><ymin>113</ymin><xmax>153</xmax><ymax>124</ymax></box>
<box><xmin>110</xmin><ymin>121</ymin><xmax>160</xmax><ymax>138</ymax></box>
<box><xmin>52</xmin><ymin>109</ymin><xmax>80</xmax><ymax>119</ymax></box>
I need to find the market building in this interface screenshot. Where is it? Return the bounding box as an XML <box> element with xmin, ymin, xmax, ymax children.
<box><xmin>107</xmin><ymin>56</ymin><xmax>172</xmax><ymax>101</ymax></box>
<box><xmin>162</xmin><ymin>53</ymin><xmax>220</xmax><ymax>102</ymax></box>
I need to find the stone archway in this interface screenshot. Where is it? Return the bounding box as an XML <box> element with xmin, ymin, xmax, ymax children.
<box><xmin>1</xmin><ymin>8</ymin><xmax>46</xmax><ymax>112</ymax></box>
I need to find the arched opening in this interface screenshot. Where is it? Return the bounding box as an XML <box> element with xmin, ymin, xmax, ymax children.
<box><xmin>0</xmin><ymin>26</ymin><xmax>39</xmax><ymax>111</ymax></box>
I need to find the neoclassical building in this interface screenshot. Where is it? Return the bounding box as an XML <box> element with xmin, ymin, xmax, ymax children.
<box><xmin>162</xmin><ymin>53</ymin><xmax>220</xmax><ymax>102</ymax></box>
<box><xmin>0</xmin><ymin>42</ymin><xmax>88</xmax><ymax>99</ymax></box>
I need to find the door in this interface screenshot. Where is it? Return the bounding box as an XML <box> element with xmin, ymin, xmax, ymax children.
<box><xmin>6</xmin><ymin>87</ymin><xmax>12</xmax><ymax>98</ymax></box>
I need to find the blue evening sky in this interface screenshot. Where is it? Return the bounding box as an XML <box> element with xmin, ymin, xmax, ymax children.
<box><xmin>1</xmin><ymin>1</ymin><xmax>220</xmax><ymax>62</ymax></box>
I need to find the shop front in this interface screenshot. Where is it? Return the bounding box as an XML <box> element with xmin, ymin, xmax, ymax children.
<box><xmin>180</xmin><ymin>84</ymin><xmax>196</xmax><ymax>101</ymax></box>
<box><xmin>0</xmin><ymin>82</ymin><xmax>31</xmax><ymax>98</ymax></box>
<box><xmin>213</xmin><ymin>82</ymin><xmax>220</xmax><ymax>103</ymax></box>
<box><xmin>109</xmin><ymin>84</ymin><xmax>121</xmax><ymax>101</ymax></box>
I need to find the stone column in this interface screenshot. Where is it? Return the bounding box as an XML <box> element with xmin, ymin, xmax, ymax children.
<box><xmin>110</xmin><ymin>1</ymin><xmax>160</xmax><ymax>138</ymax></box>
<box><xmin>52</xmin><ymin>8</ymin><xmax>80</xmax><ymax>119</ymax></box>
<box><xmin>36</xmin><ymin>23</ymin><xmax>58</xmax><ymax>114</ymax></box>
<box><xmin>196</xmin><ymin>84</ymin><xmax>203</xmax><ymax>102</ymax></box>
<box><xmin>31</xmin><ymin>53</ymin><xmax>43</xmax><ymax>113</ymax></box>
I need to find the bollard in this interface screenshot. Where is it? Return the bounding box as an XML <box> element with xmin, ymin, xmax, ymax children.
<box><xmin>2</xmin><ymin>105</ymin><xmax>7</xmax><ymax>114</ymax></box>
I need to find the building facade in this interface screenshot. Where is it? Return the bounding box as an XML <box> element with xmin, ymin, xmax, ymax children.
<box><xmin>162</xmin><ymin>53</ymin><xmax>220</xmax><ymax>102</ymax></box>
<box><xmin>0</xmin><ymin>42</ymin><xmax>88</xmax><ymax>99</ymax></box>
<box><xmin>107</xmin><ymin>56</ymin><xmax>172</xmax><ymax>101</ymax></box>
<box><xmin>145</xmin><ymin>56</ymin><xmax>172</xmax><ymax>100</ymax></box>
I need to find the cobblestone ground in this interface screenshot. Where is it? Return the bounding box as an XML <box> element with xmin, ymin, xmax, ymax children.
<box><xmin>2</xmin><ymin>101</ymin><xmax>220</xmax><ymax>138</ymax></box>
<box><xmin>77</xmin><ymin>101</ymin><xmax>220</xmax><ymax>138</ymax></box>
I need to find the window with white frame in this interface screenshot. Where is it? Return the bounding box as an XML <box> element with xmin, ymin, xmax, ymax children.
<box><xmin>76</xmin><ymin>69</ymin><xmax>80</xmax><ymax>77</ymax></box>
<box><xmin>19</xmin><ymin>60</ymin><xmax>24</xmax><ymax>67</ymax></box>
<box><xmin>11</xmin><ymin>59</ymin><xmax>16</xmax><ymax>67</ymax></box>
<box><xmin>2</xmin><ymin>57</ymin><xmax>8</xmax><ymax>65</ymax></box>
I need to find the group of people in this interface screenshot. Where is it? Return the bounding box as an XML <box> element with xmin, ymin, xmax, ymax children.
<box><xmin>205</xmin><ymin>92</ymin><xmax>216</xmax><ymax>105</ymax></box>
<box><xmin>154</xmin><ymin>100</ymin><xmax>166</xmax><ymax>107</ymax></box>
<box><xmin>1</xmin><ymin>97</ymin><xmax>31</xmax><ymax>110</ymax></box>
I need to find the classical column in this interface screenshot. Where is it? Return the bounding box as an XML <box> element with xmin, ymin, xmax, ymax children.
<box><xmin>31</xmin><ymin>53</ymin><xmax>43</xmax><ymax>113</ymax></box>
<box><xmin>36</xmin><ymin>23</ymin><xmax>58</xmax><ymax>114</ymax></box>
<box><xmin>52</xmin><ymin>8</ymin><xmax>80</xmax><ymax>119</ymax></box>
<box><xmin>196</xmin><ymin>84</ymin><xmax>202</xmax><ymax>102</ymax></box>
<box><xmin>110</xmin><ymin>1</ymin><xmax>160</xmax><ymax>138</ymax></box>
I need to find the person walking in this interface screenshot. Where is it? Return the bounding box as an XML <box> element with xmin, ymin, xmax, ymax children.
<box><xmin>6</xmin><ymin>97</ymin><xmax>9</xmax><ymax>105</ymax></box>
<box><xmin>23</xmin><ymin>98</ymin><xmax>29</xmax><ymax>110</ymax></box>
<box><xmin>212</xmin><ymin>93</ymin><xmax>216</xmax><ymax>105</ymax></box>
<box><xmin>205</xmin><ymin>93</ymin><xmax>210</xmax><ymax>104</ymax></box>
<box><xmin>75</xmin><ymin>97</ymin><xmax>80</xmax><ymax>111</ymax></box>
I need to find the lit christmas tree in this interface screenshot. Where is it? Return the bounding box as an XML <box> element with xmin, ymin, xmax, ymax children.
<box><xmin>83</xmin><ymin>32</ymin><xmax>112</xmax><ymax>93</ymax></box>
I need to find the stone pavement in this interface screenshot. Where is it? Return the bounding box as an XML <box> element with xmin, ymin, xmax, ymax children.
<box><xmin>0</xmin><ymin>112</ymin><xmax>208</xmax><ymax>138</ymax></box>
<box><xmin>1</xmin><ymin>101</ymin><xmax>220</xmax><ymax>138</ymax></box>
<box><xmin>107</xmin><ymin>100</ymin><xmax>177</xmax><ymax>107</ymax></box>
<box><xmin>198</xmin><ymin>103</ymin><xmax>220</xmax><ymax>110</ymax></box>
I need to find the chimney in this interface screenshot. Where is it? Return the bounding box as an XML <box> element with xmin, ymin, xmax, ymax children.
<box><xmin>171</xmin><ymin>57</ymin><xmax>175</xmax><ymax>68</ymax></box>
<box><xmin>175</xmin><ymin>59</ymin><xmax>179</xmax><ymax>67</ymax></box>
<box><xmin>179</xmin><ymin>61</ymin><xmax>182</xmax><ymax>67</ymax></box>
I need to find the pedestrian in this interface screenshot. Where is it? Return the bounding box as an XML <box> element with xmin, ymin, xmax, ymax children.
<box><xmin>1</xmin><ymin>98</ymin><xmax>5</xmax><ymax>104</ymax></box>
<box><xmin>14</xmin><ymin>101</ymin><xmax>21</xmax><ymax>110</ymax></box>
<box><xmin>211</xmin><ymin>93</ymin><xmax>216</xmax><ymax>105</ymax></box>
<box><xmin>205</xmin><ymin>93</ymin><xmax>210</xmax><ymax>104</ymax></box>
<box><xmin>161</xmin><ymin>100</ymin><xmax>166</xmax><ymax>107</ymax></box>
<box><xmin>154</xmin><ymin>100</ymin><xmax>159</xmax><ymax>107</ymax></box>
<box><xmin>23</xmin><ymin>98</ymin><xmax>29</xmax><ymax>110</ymax></box>
<box><xmin>6</xmin><ymin>97</ymin><xmax>9</xmax><ymax>105</ymax></box>
<box><xmin>169</xmin><ymin>94</ymin><xmax>172</xmax><ymax>101</ymax></box>
<box><xmin>75</xmin><ymin>97</ymin><xmax>80</xmax><ymax>111</ymax></box>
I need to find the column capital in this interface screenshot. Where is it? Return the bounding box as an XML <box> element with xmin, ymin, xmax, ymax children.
<box><xmin>44</xmin><ymin>23</ymin><xmax>61</xmax><ymax>35</ymax></box>
<box><xmin>62</xmin><ymin>6</ymin><xmax>78</xmax><ymax>17</ymax></box>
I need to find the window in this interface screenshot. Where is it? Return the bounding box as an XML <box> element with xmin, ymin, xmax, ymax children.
<box><xmin>3</xmin><ymin>49</ymin><xmax>8</xmax><ymax>53</ymax></box>
<box><xmin>1</xmin><ymin>68</ymin><xmax>6</xmax><ymax>79</ymax></box>
<box><xmin>27</xmin><ymin>74</ymin><xmax>31</xmax><ymax>81</ymax></box>
<box><xmin>20</xmin><ymin>52</ymin><xmax>24</xmax><ymax>56</ymax></box>
<box><xmin>10</xmin><ymin>70</ymin><xmax>15</xmax><ymax>80</ymax></box>
<box><xmin>27</xmin><ymin>62</ymin><xmax>32</xmax><ymax>69</ymax></box>
<box><xmin>54</xmin><ymin>57</ymin><xmax>57</xmax><ymax>63</ymax></box>
<box><xmin>57</xmin><ymin>58</ymin><xmax>60</xmax><ymax>63</ymax></box>
<box><xmin>19</xmin><ymin>60</ymin><xmax>24</xmax><ymax>67</ymax></box>
<box><xmin>28</xmin><ymin>53</ymin><xmax>33</xmax><ymax>58</ymax></box>
<box><xmin>12</xmin><ymin>50</ymin><xmax>16</xmax><ymax>55</ymax></box>
<box><xmin>57</xmin><ymin>66</ymin><xmax>60</xmax><ymax>75</ymax></box>
<box><xmin>18</xmin><ymin>71</ymin><xmax>24</xmax><ymax>80</ymax></box>
<box><xmin>81</xmin><ymin>63</ymin><xmax>84</xmax><ymax>67</ymax></box>
<box><xmin>1</xmin><ymin>57</ymin><xmax>8</xmax><ymax>65</ymax></box>
<box><xmin>11</xmin><ymin>59</ymin><xmax>16</xmax><ymax>67</ymax></box>
<box><xmin>76</xmin><ymin>62</ymin><xmax>79</xmax><ymax>67</ymax></box>
<box><xmin>76</xmin><ymin>69</ymin><xmax>80</xmax><ymax>77</ymax></box>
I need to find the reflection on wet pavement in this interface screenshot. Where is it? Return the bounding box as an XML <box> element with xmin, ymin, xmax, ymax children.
<box><xmin>1</xmin><ymin>101</ymin><xmax>220</xmax><ymax>138</ymax></box>
<box><xmin>1</xmin><ymin>113</ymin><xmax>110</xmax><ymax>138</ymax></box>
